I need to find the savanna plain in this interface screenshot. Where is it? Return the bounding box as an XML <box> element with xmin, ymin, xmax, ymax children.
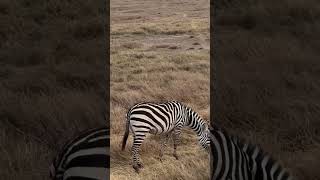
<box><xmin>111</xmin><ymin>0</ymin><xmax>320</xmax><ymax>180</ymax></box>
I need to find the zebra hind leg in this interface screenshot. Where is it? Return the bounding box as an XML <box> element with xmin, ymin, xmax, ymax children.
<box><xmin>131</xmin><ymin>135</ymin><xmax>145</xmax><ymax>173</ymax></box>
<box><xmin>132</xmin><ymin>146</ymin><xmax>144</xmax><ymax>173</ymax></box>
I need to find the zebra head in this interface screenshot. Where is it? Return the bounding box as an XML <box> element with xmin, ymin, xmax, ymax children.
<box><xmin>199</xmin><ymin>123</ymin><xmax>210</xmax><ymax>151</ymax></box>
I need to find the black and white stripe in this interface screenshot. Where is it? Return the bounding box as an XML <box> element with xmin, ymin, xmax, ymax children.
<box><xmin>121</xmin><ymin>101</ymin><xmax>210</xmax><ymax>173</ymax></box>
<box><xmin>50</xmin><ymin>127</ymin><xmax>109</xmax><ymax>180</ymax></box>
<box><xmin>209</xmin><ymin>126</ymin><xmax>293</xmax><ymax>180</ymax></box>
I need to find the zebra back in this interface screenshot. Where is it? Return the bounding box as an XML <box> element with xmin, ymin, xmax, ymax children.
<box><xmin>209</xmin><ymin>125</ymin><xmax>293</xmax><ymax>180</ymax></box>
<box><xmin>50</xmin><ymin>127</ymin><xmax>109</xmax><ymax>180</ymax></box>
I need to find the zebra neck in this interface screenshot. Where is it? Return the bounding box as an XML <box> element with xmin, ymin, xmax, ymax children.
<box><xmin>186</xmin><ymin>110</ymin><xmax>203</xmax><ymax>136</ymax></box>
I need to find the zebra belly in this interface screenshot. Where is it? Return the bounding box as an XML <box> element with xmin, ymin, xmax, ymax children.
<box><xmin>149</xmin><ymin>127</ymin><xmax>166</xmax><ymax>135</ymax></box>
<box><xmin>130</xmin><ymin>121</ymin><xmax>165</xmax><ymax>135</ymax></box>
<box><xmin>149</xmin><ymin>128</ymin><xmax>157</xmax><ymax>134</ymax></box>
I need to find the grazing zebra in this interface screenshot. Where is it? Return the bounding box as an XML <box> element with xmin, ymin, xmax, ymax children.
<box><xmin>49</xmin><ymin>127</ymin><xmax>109</xmax><ymax>180</ymax></box>
<box><xmin>121</xmin><ymin>101</ymin><xmax>210</xmax><ymax>173</ymax></box>
<box><xmin>209</xmin><ymin>125</ymin><xmax>293</xmax><ymax>180</ymax></box>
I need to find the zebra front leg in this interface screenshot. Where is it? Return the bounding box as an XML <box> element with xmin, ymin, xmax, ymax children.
<box><xmin>132</xmin><ymin>135</ymin><xmax>145</xmax><ymax>173</ymax></box>
<box><xmin>173</xmin><ymin>129</ymin><xmax>181</xmax><ymax>160</ymax></box>
<box><xmin>159</xmin><ymin>134</ymin><xmax>170</xmax><ymax>162</ymax></box>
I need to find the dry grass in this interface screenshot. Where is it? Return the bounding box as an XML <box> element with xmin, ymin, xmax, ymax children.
<box><xmin>110</xmin><ymin>0</ymin><xmax>210</xmax><ymax>179</ymax></box>
<box><xmin>0</xmin><ymin>0</ymin><xmax>106</xmax><ymax>179</ymax></box>
<box><xmin>111</xmin><ymin>0</ymin><xmax>320</xmax><ymax>179</ymax></box>
<box><xmin>110</xmin><ymin>51</ymin><xmax>210</xmax><ymax>178</ymax></box>
<box><xmin>111</xmin><ymin>18</ymin><xmax>209</xmax><ymax>36</ymax></box>
<box><xmin>110</xmin><ymin>50</ymin><xmax>211</xmax><ymax>175</ymax></box>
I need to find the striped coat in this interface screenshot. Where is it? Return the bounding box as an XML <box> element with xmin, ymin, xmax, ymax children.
<box><xmin>209</xmin><ymin>126</ymin><xmax>293</xmax><ymax>180</ymax></box>
<box><xmin>49</xmin><ymin>127</ymin><xmax>109</xmax><ymax>180</ymax></box>
<box><xmin>122</xmin><ymin>101</ymin><xmax>210</xmax><ymax>173</ymax></box>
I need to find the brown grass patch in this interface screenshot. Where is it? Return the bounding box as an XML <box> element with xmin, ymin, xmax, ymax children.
<box><xmin>111</xmin><ymin>0</ymin><xmax>210</xmax><ymax>178</ymax></box>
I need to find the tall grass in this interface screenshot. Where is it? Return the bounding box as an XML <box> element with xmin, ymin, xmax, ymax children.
<box><xmin>110</xmin><ymin>0</ymin><xmax>210</xmax><ymax>179</ymax></box>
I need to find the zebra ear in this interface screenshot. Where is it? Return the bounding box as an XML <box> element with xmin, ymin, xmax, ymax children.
<box><xmin>202</xmin><ymin>124</ymin><xmax>209</xmax><ymax>132</ymax></box>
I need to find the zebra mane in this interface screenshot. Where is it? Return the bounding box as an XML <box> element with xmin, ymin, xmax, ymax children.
<box><xmin>189</xmin><ymin>108</ymin><xmax>207</xmax><ymax>123</ymax></box>
<box><xmin>184</xmin><ymin>106</ymin><xmax>209</xmax><ymax>133</ymax></box>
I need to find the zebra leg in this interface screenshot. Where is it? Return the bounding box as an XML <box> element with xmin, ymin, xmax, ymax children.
<box><xmin>159</xmin><ymin>134</ymin><xmax>170</xmax><ymax>162</ymax></box>
<box><xmin>131</xmin><ymin>135</ymin><xmax>146</xmax><ymax>173</ymax></box>
<box><xmin>173</xmin><ymin>129</ymin><xmax>181</xmax><ymax>160</ymax></box>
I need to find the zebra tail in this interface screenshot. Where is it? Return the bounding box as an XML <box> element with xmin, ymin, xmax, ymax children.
<box><xmin>121</xmin><ymin>116</ymin><xmax>130</xmax><ymax>151</ymax></box>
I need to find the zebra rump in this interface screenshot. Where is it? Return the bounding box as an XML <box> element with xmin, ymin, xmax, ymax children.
<box><xmin>209</xmin><ymin>125</ymin><xmax>293</xmax><ymax>180</ymax></box>
<box><xmin>50</xmin><ymin>127</ymin><xmax>109</xmax><ymax>180</ymax></box>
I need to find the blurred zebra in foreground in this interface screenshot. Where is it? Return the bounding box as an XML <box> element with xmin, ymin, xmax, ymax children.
<box><xmin>121</xmin><ymin>101</ymin><xmax>210</xmax><ymax>173</ymax></box>
<box><xmin>50</xmin><ymin>127</ymin><xmax>109</xmax><ymax>180</ymax></box>
<box><xmin>209</xmin><ymin>125</ymin><xmax>293</xmax><ymax>180</ymax></box>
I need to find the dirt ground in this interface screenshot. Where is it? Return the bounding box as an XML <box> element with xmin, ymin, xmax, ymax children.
<box><xmin>110</xmin><ymin>0</ymin><xmax>211</xmax><ymax>179</ymax></box>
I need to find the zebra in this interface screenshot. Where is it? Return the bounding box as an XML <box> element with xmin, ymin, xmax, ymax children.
<box><xmin>208</xmin><ymin>125</ymin><xmax>293</xmax><ymax>180</ymax></box>
<box><xmin>49</xmin><ymin>127</ymin><xmax>109</xmax><ymax>180</ymax></box>
<box><xmin>121</xmin><ymin>101</ymin><xmax>210</xmax><ymax>173</ymax></box>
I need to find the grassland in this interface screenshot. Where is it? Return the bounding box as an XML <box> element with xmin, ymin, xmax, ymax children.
<box><xmin>110</xmin><ymin>0</ymin><xmax>210</xmax><ymax>179</ymax></box>
<box><xmin>0</xmin><ymin>0</ymin><xmax>106</xmax><ymax>179</ymax></box>
<box><xmin>111</xmin><ymin>0</ymin><xmax>320</xmax><ymax>179</ymax></box>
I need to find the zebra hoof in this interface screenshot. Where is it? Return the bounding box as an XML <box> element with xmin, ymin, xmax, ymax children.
<box><xmin>134</xmin><ymin>167</ymin><xmax>140</xmax><ymax>173</ymax></box>
<box><xmin>158</xmin><ymin>154</ymin><xmax>164</xmax><ymax>162</ymax></box>
<box><xmin>133</xmin><ymin>165</ymin><xmax>140</xmax><ymax>173</ymax></box>
<box><xmin>138</xmin><ymin>163</ymin><xmax>144</xmax><ymax>169</ymax></box>
<box><xmin>173</xmin><ymin>154</ymin><xmax>179</xmax><ymax>160</ymax></box>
